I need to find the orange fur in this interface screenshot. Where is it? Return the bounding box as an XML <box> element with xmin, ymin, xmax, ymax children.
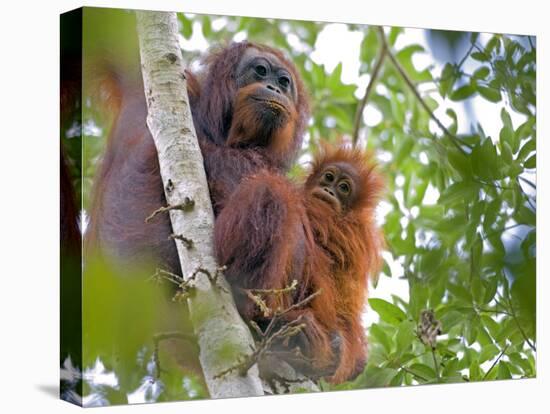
<box><xmin>304</xmin><ymin>144</ymin><xmax>385</xmax><ymax>383</ymax></box>
<box><xmin>226</xmin><ymin>83</ymin><xmax>298</xmax><ymax>167</ymax></box>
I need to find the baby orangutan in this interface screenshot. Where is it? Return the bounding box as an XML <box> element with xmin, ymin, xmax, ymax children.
<box><xmin>301</xmin><ymin>144</ymin><xmax>385</xmax><ymax>383</ymax></box>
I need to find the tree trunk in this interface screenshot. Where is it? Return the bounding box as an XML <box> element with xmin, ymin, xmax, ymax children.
<box><xmin>135</xmin><ymin>10</ymin><xmax>264</xmax><ymax>399</ymax></box>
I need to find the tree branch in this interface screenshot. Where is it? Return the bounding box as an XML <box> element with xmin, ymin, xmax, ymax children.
<box><xmin>378</xmin><ymin>27</ymin><xmax>472</xmax><ymax>154</ymax></box>
<box><xmin>518</xmin><ymin>175</ymin><xmax>536</xmax><ymax>190</ymax></box>
<box><xmin>135</xmin><ymin>11</ymin><xmax>264</xmax><ymax>398</ymax></box>
<box><xmin>352</xmin><ymin>28</ymin><xmax>387</xmax><ymax>147</ymax></box>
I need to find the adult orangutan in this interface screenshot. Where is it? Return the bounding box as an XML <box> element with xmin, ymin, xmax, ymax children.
<box><xmin>215</xmin><ymin>144</ymin><xmax>385</xmax><ymax>383</ymax></box>
<box><xmin>87</xmin><ymin>41</ymin><xmax>309</xmax><ymax>274</ymax></box>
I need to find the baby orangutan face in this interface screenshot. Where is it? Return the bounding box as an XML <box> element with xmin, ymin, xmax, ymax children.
<box><xmin>309</xmin><ymin>162</ymin><xmax>359</xmax><ymax>214</ymax></box>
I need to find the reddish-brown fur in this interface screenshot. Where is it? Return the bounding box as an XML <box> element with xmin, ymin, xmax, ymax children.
<box><xmin>215</xmin><ymin>144</ymin><xmax>384</xmax><ymax>383</ymax></box>
<box><xmin>304</xmin><ymin>145</ymin><xmax>385</xmax><ymax>382</ymax></box>
<box><xmin>214</xmin><ymin>170</ymin><xmax>338</xmax><ymax>372</ymax></box>
<box><xmin>87</xmin><ymin>41</ymin><xmax>309</xmax><ymax>274</ymax></box>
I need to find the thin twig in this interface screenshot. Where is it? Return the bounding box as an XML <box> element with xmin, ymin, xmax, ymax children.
<box><xmin>505</xmin><ymin>293</ymin><xmax>536</xmax><ymax>352</ymax></box>
<box><xmin>243</xmin><ymin>280</ymin><xmax>299</xmax><ymax>317</ymax></box>
<box><xmin>456</xmin><ymin>41</ymin><xmax>477</xmax><ymax>70</ymax></box>
<box><xmin>454</xmin><ymin>306</ymin><xmax>513</xmax><ymax>317</ymax></box>
<box><xmin>169</xmin><ymin>233</ymin><xmax>194</xmax><ymax>249</ymax></box>
<box><xmin>149</xmin><ymin>268</ymin><xmax>184</xmax><ymax>286</ymax></box>
<box><xmin>190</xmin><ymin>265</ymin><xmax>229</xmax><ymax>293</ymax></box>
<box><xmin>352</xmin><ymin>27</ymin><xmax>387</xmax><ymax>147</ymax></box>
<box><xmin>481</xmin><ymin>223</ymin><xmax>522</xmax><ymax>241</ymax></box>
<box><xmin>145</xmin><ymin>197</ymin><xmax>195</xmax><ymax>223</ymax></box>
<box><xmin>247</xmin><ymin>279</ymin><xmax>298</xmax><ymax>296</ymax></box>
<box><xmin>518</xmin><ymin>175</ymin><xmax>536</xmax><ymax>190</ymax></box>
<box><xmin>528</xmin><ymin>36</ymin><xmax>535</xmax><ymax>52</ymax></box>
<box><xmin>401</xmin><ymin>365</ymin><xmax>428</xmax><ymax>383</ymax></box>
<box><xmin>215</xmin><ymin>315</ymin><xmax>306</xmax><ymax>379</ymax></box>
<box><xmin>482</xmin><ymin>344</ymin><xmax>509</xmax><ymax>380</ymax></box>
<box><xmin>474</xmin><ymin>178</ymin><xmax>514</xmax><ymax>191</ymax></box>
<box><xmin>379</xmin><ymin>28</ymin><xmax>473</xmax><ymax>154</ymax></box>
<box><xmin>215</xmin><ymin>289</ymin><xmax>322</xmax><ymax>379</ymax></box>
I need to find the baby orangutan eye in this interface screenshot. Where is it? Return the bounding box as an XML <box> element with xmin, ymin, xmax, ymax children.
<box><xmin>339</xmin><ymin>182</ymin><xmax>350</xmax><ymax>194</ymax></box>
<box><xmin>325</xmin><ymin>171</ymin><xmax>334</xmax><ymax>182</ymax></box>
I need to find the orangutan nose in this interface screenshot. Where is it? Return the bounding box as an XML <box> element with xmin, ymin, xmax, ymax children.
<box><xmin>266</xmin><ymin>83</ymin><xmax>282</xmax><ymax>94</ymax></box>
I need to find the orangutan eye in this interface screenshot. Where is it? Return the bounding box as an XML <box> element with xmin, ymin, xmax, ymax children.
<box><xmin>338</xmin><ymin>182</ymin><xmax>350</xmax><ymax>194</ymax></box>
<box><xmin>279</xmin><ymin>75</ymin><xmax>291</xmax><ymax>88</ymax></box>
<box><xmin>255</xmin><ymin>64</ymin><xmax>268</xmax><ymax>77</ymax></box>
<box><xmin>324</xmin><ymin>172</ymin><xmax>334</xmax><ymax>182</ymax></box>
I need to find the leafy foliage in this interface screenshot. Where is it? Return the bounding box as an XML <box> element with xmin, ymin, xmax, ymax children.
<box><xmin>65</xmin><ymin>10</ymin><xmax>536</xmax><ymax>405</ymax></box>
<box><xmin>355</xmin><ymin>31</ymin><xmax>536</xmax><ymax>388</ymax></box>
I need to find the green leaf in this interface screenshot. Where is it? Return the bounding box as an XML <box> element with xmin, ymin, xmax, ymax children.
<box><xmin>178</xmin><ymin>14</ymin><xmax>193</xmax><ymax>39</ymax></box>
<box><xmin>201</xmin><ymin>16</ymin><xmax>212</xmax><ymax>38</ymax></box>
<box><xmin>497</xmin><ymin>361</ymin><xmax>512</xmax><ymax>379</ymax></box>
<box><xmin>360</xmin><ymin>28</ymin><xmax>380</xmax><ymax>66</ymax></box>
<box><xmin>485</xmin><ymin>36</ymin><xmax>500</xmax><ymax>55</ymax></box>
<box><xmin>438</xmin><ymin>181</ymin><xmax>477</xmax><ymax>206</ymax></box>
<box><xmin>447</xmin><ymin>147</ymin><xmax>472</xmax><ymax>177</ymax></box>
<box><xmin>439</xmin><ymin>63</ymin><xmax>455</xmax><ymax>98</ymax></box>
<box><xmin>472</xmin><ymin>138</ymin><xmax>501</xmax><ymax>180</ymax></box>
<box><xmin>311</xmin><ymin>62</ymin><xmax>326</xmax><ymax>89</ymax></box>
<box><xmin>524</xmin><ymin>154</ymin><xmax>536</xmax><ymax>169</ymax></box>
<box><xmin>328</xmin><ymin>62</ymin><xmax>343</xmax><ymax>89</ymax></box>
<box><xmin>369</xmin><ymin>323</ymin><xmax>392</xmax><ymax>354</ymax></box>
<box><xmin>388</xmin><ymin>27</ymin><xmax>401</xmax><ymax>46</ymax></box>
<box><xmin>515</xmin><ymin>118</ymin><xmax>535</xmax><ymax>146</ymax></box>
<box><xmin>501</xmin><ymin>141</ymin><xmax>514</xmax><ymax>165</ymax></box>
<box><xmin>408</xmin><ymin>363</ymin><xmax>436</xmax><ymax>382</ymax></box>
<box><xmin>395</xmin><ymin>136</ymin><xmax>414</xmax><ymax>165</ymax></box>
<box><xmin>369</xmin><ymin>298</ymin><xmax>407</xmax><ymax>325</ymax></box>
<box><xmin>471</xmin><ymin>232</ymin><xmax>483</xmax><ymax>279</ymax></box>
<box><xmin>494</xmin><ymin>319</ymin><xmax>517</xmax><ymax>344</ymax></box>
<box><xmin>517</xmin><ymin>138</ymin><xmax>536</xmax><ymax>162</ymax></box>
<box><xmin>326</xmin><ymin>104</ymin><xmax>353</xmax><ymax>132</ymax></box>
<box><xmin>481</xmin><ymin>315</ymin><xmax>500</xmax><ymax>338</ymax></box>
<box><xmin>479</xmin><ymin>344</ymin><xmax>500</xmax><ymax>363</ymax></box>
<box><xmin>395</xmin><ymin>320</ymin><xmax>416</xmax><ymax>354</ymax></box>
<box><xmin>501</xmin><ymin>108</ymin><xmax>514</xmax><ymax>131</ymax></box>
<box><xmin>450</xmin><ymin>84</ymin><xmax>476</xmax><ymax>101</ymax></box>
<box><xmin>483</xmin><ymin>276</ymin><xmax>498</xmax><ymax>304</ymax></box>
<box><xmin>440</xmin><ymin>310</ymin><xmax>465</xmax><ymax>332</ymax></box>
<box><xmin>409</xmin><ymin>282</ymin><xmax>429</xmax><ymax>319</ymax></box>
<box><xmin>473</xmin><ymin>66</ymin><xmax>490</xmax><ymax>80</ymax></box>
<box><xmin>477</xmin><ymin>326</ymin><xmax>493</xmax><ymax>346</ymax></box>
<box><xmin>469</xmin><ymin>357</ymin><xmax>481</xmax><ymax>380</ymax></box>
<box><xmin>478</xmin><ymin>86</ymin><xmax>501</xmax><ymax>102</ymax></box>
<box><xmin>353</xmin><ymin>366</ymin><xmax>398</xmax><ymax>388</ymax></box>
<box><xmin>396</xmin><ymin>44</ymin><xmax>424</xmax><ymax>68</ymax></box>
<box><xmin>390</xmin><ymin>93</ymin><xmax>406</xmax><ymax>126</ymax></box>
<box><xmin>471</xmin><ymin>51</ymin><xmax>489</xmax><ymax>61</ymax></box>
<box><xmin>449</xmin><ymin>283</ymin><xmax>473</xmax><ymax>304</ymax></box>
<box><xmin>517</xmin><ymin>205</ymin><xmax>536</xmax><ymax>225</ymax></box>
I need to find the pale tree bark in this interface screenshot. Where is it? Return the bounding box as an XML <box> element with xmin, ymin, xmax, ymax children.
<box><xmin>135</xmin><ymin>11</ymin><xmax>264</xmax><ymax>398</ymax></box>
